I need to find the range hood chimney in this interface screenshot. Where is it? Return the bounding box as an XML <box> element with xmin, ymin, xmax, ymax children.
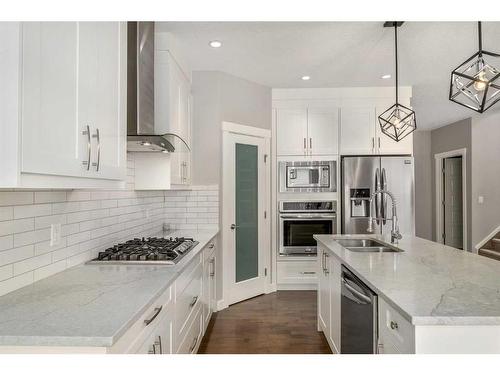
<box><xmin>127</xmin><ymin>22</ymin><xmax>190</xmax><ymax>153</ymax></box>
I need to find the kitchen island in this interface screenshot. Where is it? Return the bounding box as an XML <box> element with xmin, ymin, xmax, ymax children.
<box><xmin>0</xmin><ymin>229</ymin><xmax>218</xmax><ymax>354</ymax></box>
<box><xmin>314</xmin><ymin>234</ymin><xmax>500</xmax><ymax>354</ymax></box>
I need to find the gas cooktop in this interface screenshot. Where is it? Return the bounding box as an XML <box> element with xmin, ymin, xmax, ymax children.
<box><xmin>87</xmin><ymin>237</ymin><xmax>199</xmax><ymax>265</ymax></box>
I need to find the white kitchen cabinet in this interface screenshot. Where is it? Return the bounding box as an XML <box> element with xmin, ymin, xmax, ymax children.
<box><xmin>317</xmin><ymin>247</ymin><xmax>331</xmax><ymax>345</ymax></box>
<box><xmin>202</xmin><ymin>241</ymin><xmax>217</xmax><ymax>331</ymax></box>
<box><xmin>317</xmin><ymin>245</ymin><xmax>341</xmax><ymax>354</ymax></box>
<box><xmin>1</xmin><ymin>22</ymin><xmax>127</xmax><ymax>189</ymax></box>
<box><xmin>277</xmin><ymin>260</ymin><xmax>317</xmax><ymax>290</ymax></box>
<box><xmin>276</xmin><ymin>108</ymin><xmax>339</xmax><ymax>156</ymax></box>
<box><xmin>135</xmin><ymin>313</ymin><xmax>173</xmax><ymax>354</ymax></box>
<box><xmin>155</xmin><ymin>49</ymin><xmax>192</xmax><ymax>187</ymax></box>
<box><xmin>339</xmin><ymin>106</ymin><xmax>377</xmax><ymax>155</ymax></box>
<box><xmin>276</xmin><ymin>109</ymin><xmax>308</xmax><ymax>156</ymax></box>
<box><xmin>307</xmin><ymin>107</ymin><xmax>339</xmax><ymax>155</ymax></box>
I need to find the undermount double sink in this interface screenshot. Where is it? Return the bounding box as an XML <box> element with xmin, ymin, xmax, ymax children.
<box><xmin>335</xmin><ymin>239</ymin><xmax>403</xmax><ymax>253</ymax></box>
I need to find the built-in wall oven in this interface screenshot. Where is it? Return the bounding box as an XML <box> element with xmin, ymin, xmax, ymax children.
<box><xmin>279</xmin><ymin>200</ymin><xmax>337</xmax><ymax>256</ymax></box>
<box><xmin>279</xmin><ymin>160</ymin><xmax>336</xmax><ymax>193</ymax></box>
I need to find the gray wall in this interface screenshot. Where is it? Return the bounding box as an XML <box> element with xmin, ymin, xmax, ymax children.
<box><xmin>430</xmin><ymin>118</ymin><xmax>472</xmax><ymax>251</ymax></box>
<box><xmin>413</xmin><ymin>130</ymin><xmax>432</xmax><ymax>240</ymax></box>
<box><xmin>191</xmin><ymin>71</ymin><xmax>272</xmax><ymax>186</ymax></box>
<box><xmin>471</xmin><ymin>112</ymin><xmax>500</xmax><ymax>247</ymax></box>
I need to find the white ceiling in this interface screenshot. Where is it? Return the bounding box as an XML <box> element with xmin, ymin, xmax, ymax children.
<box><xmin>157</xmin><ymin>22</ymin><xmax>500</xmax><ymax>130</ymax></box>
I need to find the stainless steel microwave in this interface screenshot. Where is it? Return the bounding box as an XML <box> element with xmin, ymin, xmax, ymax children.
<box><xmin>279</xmin><ymin>160</ymin><xmax>336</xmax><ymax>193</ymax></box>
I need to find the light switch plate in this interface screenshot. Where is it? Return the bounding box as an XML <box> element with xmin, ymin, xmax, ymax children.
<box><xmin>50</xmin><ymin>223</ymin><xmax>62</xmax><ymax>246</ymax></box>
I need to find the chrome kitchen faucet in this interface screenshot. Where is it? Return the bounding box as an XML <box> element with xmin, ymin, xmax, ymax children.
<box><xmin>366</xmin><ymin>189</ymin><xmax>402</xmax><ymax>244</ymax></box>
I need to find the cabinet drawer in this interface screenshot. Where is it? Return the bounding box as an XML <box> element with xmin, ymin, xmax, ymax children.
<box><xmin>176</xmin><ymin>306</ymin><xmax>202</xmax><ymax>354</ymax></box>
<box><xmin>134</xmin><ymin>312</ymin><xmax>172</xmax><ymax>354</ymax></box>
<box><xmin>175</xmin><ymin>262</ymin><xmax>203</xmax><ymax>338</ymax></box>
<box><xmin>378</xmin><ymin>298</ymin><xmax>414</xmax><ymax>354</ymax></box>
<box><xmin>112</xmin><ymin>285</ymin><xmax>172</xmax><ymax>353</ymax></box>
<box><xmin>277</xmin><ymin>260</ymin><xmax>317</xmax><ymax>284</ymax></box>
<box><xmin>175</xmin><ymin>252</ymin><xmax>202</xmax><ymax>296</ymax></box>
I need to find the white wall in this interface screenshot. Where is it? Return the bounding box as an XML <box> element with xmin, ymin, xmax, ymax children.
<box><xmin>413</xmin><ymin>130</ymin><xmax>432</xmax><ymax>240</ymax></box>
<box><xmin>191</xmin><ymin>71</ymin><xmax>272</xmax><ymax>185</ymax></box>
<box><xmin>471</xmin><ymin>111</ymin><xmax>500</xmax><ymax>247</ymax></box>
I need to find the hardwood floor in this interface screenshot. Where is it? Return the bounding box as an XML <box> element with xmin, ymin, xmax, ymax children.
<box><xmin>198</xmin><ymin>291</ymin><xmax>332</xmax><ymax>354</ymax></box>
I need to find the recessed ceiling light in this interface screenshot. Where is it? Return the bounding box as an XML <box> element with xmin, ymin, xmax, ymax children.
<box><xmin>301</xmin><ymin>76</ymin><xmax>311</xmax><ymax>81</ymax></box>
<box><xmin>381</xmin><ymin>74</ymin><xmax>391</xmax><ymax>79</ymax></box>
<box><xmin>209</xmin><ymin>40</ymin><xmax>222</xmax><ymax>48</ymax></box>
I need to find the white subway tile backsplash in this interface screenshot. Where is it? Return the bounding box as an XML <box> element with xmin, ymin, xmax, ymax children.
<box><xmin>14</xmin><ymin>204</ymin><xmax>52</xmax><ymax>219</ymax></box>
<box><xmin>0</xmin><ymin>177</ymin><xmax>218</xmax><ymax>297</ymax></box>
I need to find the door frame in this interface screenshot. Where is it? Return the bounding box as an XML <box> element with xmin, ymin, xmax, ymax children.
<box><xmin>221</xmin><ymin>121</ymin><xmax>271</xmax><ymax>309</ymax></box>
<box><xmin>435</xmin><ymin>148</ymin><xmax>467</xmax><ymax>251</ymax></box>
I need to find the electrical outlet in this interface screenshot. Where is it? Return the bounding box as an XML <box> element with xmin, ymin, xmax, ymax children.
<box><xmin>50</xmin><ymin>223</ymin><xmax>61</xmax><ymax>247</ymax></box>
<box><xmin>478</xmin><ymin>196</ymin><xmax>484</xmax><ymax>204</ymax></box>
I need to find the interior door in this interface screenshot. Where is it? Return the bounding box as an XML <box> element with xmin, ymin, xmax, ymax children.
<box><xmin>380</xmin><ymin>157</ymin><xmax>415</xmax><ymax>237</ymax></box>
<box><xmin>224</xmin><ymin>132</ymin><xmax>268</xmax><ymax>305</ymax></box>
<box><xmin>307</xmin><ymin>107</ymin><xmax>339</xmax><ymax>155</ymax></box>
<box><xmin>443</xmin><ymin>157</ymin><xmax>463</xmax><ymax>249</ymax></box>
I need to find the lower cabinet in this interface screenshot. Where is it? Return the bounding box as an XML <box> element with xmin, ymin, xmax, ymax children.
<box><xmin>317</xmin><ymin>245</ymin><xmax>341</xmax><ymax>354</ymax></box>
<box><xmin>202</xmin><ymin>241</ymin><xmax>217</xmax><ymax>331</ymax></box>
<box><xmin>277</xmin><ymin>259</ymin><xmax>317</xmax><ymax>290</ymax></box>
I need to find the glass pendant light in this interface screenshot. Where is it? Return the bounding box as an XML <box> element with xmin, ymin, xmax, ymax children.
<box><xmin>378</xmin><ymin>22</ymin><xmax>417</xmax><ymax>142</ymax></box>
<box><xmin>449</xmin><ymin>22</ymin><xmax>500</xmax><ymax>113</ymax></box>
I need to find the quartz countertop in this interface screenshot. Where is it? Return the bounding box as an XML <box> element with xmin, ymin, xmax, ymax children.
<box><xmin>0</xmin><ymin>229</ymin><xmax>218</xmax><ymax>347</ymax></box>
<box><xmin>314</xmin><ymin>234</ymin><xmax>500</xmax><ymax>326</ymax></box>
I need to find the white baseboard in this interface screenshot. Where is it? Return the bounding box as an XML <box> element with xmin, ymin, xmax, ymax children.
<box><xmin>216</xmin><ymin>299</ymin><xmax>228</xmax><ymax>311</ymax></box>
<box><xmin>277</xmin><ymin>283</ymin><xmax>318</xmax><ymax>291</ymax></box>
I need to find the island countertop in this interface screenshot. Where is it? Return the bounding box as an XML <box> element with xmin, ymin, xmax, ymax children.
<box><xmin>314</xmin><ymin>234</ymin><xmax>500</xmax><ymax>326</ymax></box>
<box><xmin>0</xmin><ymin>229</ymin><xmax>218</xmax><ymax>347</ymax></box>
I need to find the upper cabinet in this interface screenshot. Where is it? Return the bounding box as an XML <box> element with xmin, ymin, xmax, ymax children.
<box><xmin>154</xmin><ymin>45</ymin><xmax>192</xmax><ymax>187</ymax></box>
<box><xmin>1</xmin><ymin>22</ymin><xmax>127</xmax><ymax>189</ymax></box>
<box><xmin>339</xmin><ymin>107</ymin><xmax>376</xmax><ymax>155</ymax></box>
<box><xmin>276</xmin><ymin>107</ymin><xmax>339</xmax><ymax>156</ymax></box>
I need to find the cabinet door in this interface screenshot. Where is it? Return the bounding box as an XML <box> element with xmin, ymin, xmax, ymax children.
<box><xmin>203</xmin><ymin>252</ymin><xmax>216</xmax><ymax>329</ymax></box>
<box><xmin>276</xmin><ymin>109</ymin><xmax>308</xmax><ymax>156</ymax></box>
<box><xmin>79</xmin><ymin>22</ymin><xmax>126</xmax><ymax>180</ymax></box>
<box><xmin>340</xmin><ymin>107</ymin><xmax>376</xmax><ymax>155</ymax></box>
<box><xmin>317</xmin><ymin>247</ymin><xmax>331</xmax><ymax>337</ymax></box>
<box><xmin>135</xmin><ymin>314</ymin><xmax>172</xmax><ymax>354</ymax></box>
<box><xmin>21</xmin><ymin>22</ymin><xmax>84</xmax><ymax>177</ymax></box>
<box><xmin>307</xmin><ymin>108</ymin><xmax>339</xmax><ymax>155</ymax></box>
<box><xmin>329</xmin><ymin>255</ymin><xmax>341</xmax><ymax>353</ymax></box>
<box><xmin>375</xmin><ymin>106</ymin><xmax>413</xmax><ymax>155</ymax></box>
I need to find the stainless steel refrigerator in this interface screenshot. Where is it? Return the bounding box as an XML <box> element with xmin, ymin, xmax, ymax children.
<box><xmin>341</xmin><ymin>156</ymin><xmax>415</xmax><ymax>236</ymax></box>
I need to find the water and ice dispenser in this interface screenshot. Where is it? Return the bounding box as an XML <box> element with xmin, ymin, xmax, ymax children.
<box><xmin>349</xmin><ymin>188</ymin><xmax>371</xmax><ymax>218</ymax></box>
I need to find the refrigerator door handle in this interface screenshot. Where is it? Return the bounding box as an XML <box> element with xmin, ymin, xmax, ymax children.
<box><xmin>381</xmin><ymin>168</ymin><xmax>388</xmax><ymax>225</ymax></box>
<box><xmin>375</xmin><ymin>168</ymin><xmax>381</xmax><ymax>225</ymax></box>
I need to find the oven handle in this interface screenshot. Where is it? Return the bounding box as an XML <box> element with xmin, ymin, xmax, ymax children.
<box><xmin>280</xmin><ymin>214</ymin><xmax>336</xmax><ymax>219</ymax></box>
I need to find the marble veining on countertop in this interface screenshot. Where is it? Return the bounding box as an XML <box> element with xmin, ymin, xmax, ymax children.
<box><xmin>314</xmin><ymin>234</ymin><xmax>500</xmax><ymax>326</ymax></box>
<box><xmin>0</xmin><ymin>229</ymin><xmax>218</xmax><ymax>347</ymax></box>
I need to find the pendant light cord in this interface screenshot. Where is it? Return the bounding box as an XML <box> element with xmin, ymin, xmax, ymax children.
<box><xmin>394</xmin><ymin>24</ymin><xmax>399</xmax><ymax>105</ymax></box>
<box><xmin>478</xmin><ymin>21</ymin><xmax>482</xmax><ymax>56</ymax></box>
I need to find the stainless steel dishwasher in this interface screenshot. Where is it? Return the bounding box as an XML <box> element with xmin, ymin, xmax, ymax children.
<box><xmin>341</xmin><ymin>265</ymin><xmax>378</xmax><ymax>354</ymax></box>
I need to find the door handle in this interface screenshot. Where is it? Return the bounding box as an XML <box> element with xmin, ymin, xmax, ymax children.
<box><xmin>92</xmin><ymin>128</ymin><xmax>100</xmax><ymax>172</ymax></box>
<box><xmin>82</xmin><ymin>125</ymin><xmax>91</xmax><ymax>170</ymax></box>
<box><xmin>230</xmin><ymin>224</ymin><xmax>239</xmax><ymax>230</ymax></box>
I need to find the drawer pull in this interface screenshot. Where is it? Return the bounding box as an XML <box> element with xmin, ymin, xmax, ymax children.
<box><xmin>208</xmin><ymin>243</ymin><xmax>215</xmax><ymax>249</ymax></box>
<box><xmin>301</xmin><ymin>271</ymin><xmax>316</xmax><ymax>275</ymax></box>
<box><xmin>154</xmin><ymin>336</ymin><xmax>162</xmax><ymax>354</ymax></box>
<box><xmin>189</xmin><ymin>296</ymin><xmax>198</xmax><ymax>308</ymax></box>
<box><xmin>390</xmin><ymin>321</ymin><xmax>399</xmax><ymax>330</ymax></box>
<box><xmin>210</xmin><ymin>258</ymin><xmax>216</xmax><ymax>277</ymax></box>
<box><xmin>144</xmin><ymin>306</ymin><xmax>163</xmax><ymax>326</ymax></box>
<box><xmin>189</xmin><ymin>336</ymin><xmax>198</xmax><ymax>353</ymax></box>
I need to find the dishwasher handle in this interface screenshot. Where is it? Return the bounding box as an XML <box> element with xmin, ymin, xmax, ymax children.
<box><xmin>342</xmin><ymin>277</ymin><xmax>372</xmax><ymax>304</ymax></box>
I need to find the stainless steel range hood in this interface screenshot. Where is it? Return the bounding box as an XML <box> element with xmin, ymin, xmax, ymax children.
<box><xmin>127</xmin><ymin>22</ymin><xmax>190</xmax><ymax>153</ymax></box>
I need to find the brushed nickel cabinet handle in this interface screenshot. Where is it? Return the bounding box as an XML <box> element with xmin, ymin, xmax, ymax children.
<box><xmin>92</xmin><ymin>128</ymin><xmax>100</xmax><ymax>171</ymax></box>
<box><xmin>208</xmin><ymin>243</ymin><xmax>214</xmax><ymax>249</ymax></box>
<box><xmin>82</xmin><ymin>125</ymin><xmax>91</xmax><ymax>170</ymax></box>
<box><xmin>390</xmin><ymin>321</ymin><xmax>399</xmax><ymax>330</ymax></box>
<box><xmin>309</xmin><ymin>137</ymin><xmax>312</xmax><ymax>150</ymax></box>
<box><xmin>378</xmin><ymin>137</ymin><xmax>381</xmax><ymax>149</ymax></box>
<box><xmin>210</xmin><ymin>257</ymin><xmax>216</xmax><ymax>277</ymax></box>
<box><xmin>154</xmin><ymin>335</ymin><xmax>162</xmax><ymax>354</ymax></box>
<box><xmin>301</xmin><ymin>271</ymin><xmax>316</xmax><ymax>275</ymax></box>
<box><xmin>144</xmin><ymin>306</ymin><xmax>162</xmax><ymax>326</ymax></box>
<box><xmin>189</xmin><ymin>296</ymin><xmax>198</xmax><ymax>308</ymax></box>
